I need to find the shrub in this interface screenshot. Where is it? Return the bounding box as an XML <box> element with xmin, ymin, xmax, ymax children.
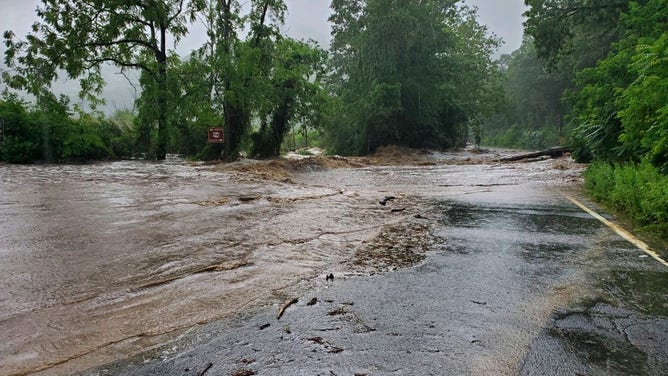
<box><xmin>585</xmin><ymin>161</ymin><xmax>668</xmax><ymax>237</ymax></box>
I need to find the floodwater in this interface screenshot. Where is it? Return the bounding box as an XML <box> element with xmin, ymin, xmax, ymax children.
<box><xmin>83</xmin><ymin>161</ymin><xmax>667</xmax><ymax>376</ymax></box>
<box><xmin>0</xmin><ymin>156</ymin><xmax>404</xmax><ymax>375</ymax></box>
<box><xmin>1</xmin><ymin>151</ymin><xmax>663</xmax><ymax>375</ymax></box>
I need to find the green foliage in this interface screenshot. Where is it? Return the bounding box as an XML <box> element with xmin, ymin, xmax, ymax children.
<box><xmin>0</xmin><ymin>94</ymin><xmax>135</xmax><ymax>163</ymax></box>
<box><xmin>485</xmin><ymin>124</ymin><xmax>562</xmax><ymax>151</ymax></box>
<box><xmin>618</xmin><ymin>33</ymin><xmax>668</xmax><ymax>172</ymax></box>
<box><xmin>3</xmin><ymin>0</ymin><xmax>206</xmax><ymax>160</ymax></box>
<box><xmin>250</xmin><ymin>38</ymin><xmax>327</xmax><ymax>158</ymax></box>
<box><xmin>567</xmin><ymin>0</ymin><xmax>668</xmax><ymax>170</ymax></box>
<box><xmin>484</xmin><ymin>37</ymin><xmax>569</xmax><ymax>150</ymax></box>
<box><xmin>585</xmin><ymin>161</ymin><xmax>668</xmax><ymax>236</ymax></box>
<box><xmin>524</xmin><ymin>0</ymin><xmax>632</xmax><ymax>69</ymax></box>
<box><xmin>0</xmin><ymin>95</ymin><xmax>38</xmax><ymax>163</ymax></box>
<box><xmin>326</xmin><ymin>0</ymin><xmax>500</xmax><ymax>155</ymax></box>
<box><xmin>525</xmin><ymin>0</ymin><xmax>668</xmax><ymax>241</ymax></box>
<box><xmin>567</xmin><ymin>44</ymin><xmax>632</xmax><ymax>162</ymax></box>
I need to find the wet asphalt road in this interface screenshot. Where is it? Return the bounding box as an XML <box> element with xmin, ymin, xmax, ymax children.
<box><xmin>86</xmin><ymin>186</ymin><xmax>668</xmax><ymax>376</ymax></box>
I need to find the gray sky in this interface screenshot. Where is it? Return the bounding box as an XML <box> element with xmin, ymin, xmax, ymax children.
<box><xmin>1</xmin><ymin>0</ymin><xmax>526</xmax><ymax>112</ymax></box>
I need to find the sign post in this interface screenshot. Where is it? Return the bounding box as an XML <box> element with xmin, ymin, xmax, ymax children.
<box><xmin>208</xmin><ymin>127</ymin><xmax>224</xmax><ymax>143</ymax></box>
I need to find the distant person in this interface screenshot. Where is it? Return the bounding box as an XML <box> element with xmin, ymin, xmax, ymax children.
<box><xmin>474</xmin><ymin>134</ymin><xmax>481</xmax><ymax>149</ymax></box>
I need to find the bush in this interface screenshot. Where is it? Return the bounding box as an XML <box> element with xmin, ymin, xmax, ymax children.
<box><xmin>585</xmin><ymin>161</ymin><xmax>668</xmax><ymax>237</ymax></box>
<box><xmin>62</xmin><ymin>119</ymin><xmax>110</xmax><ymax>161</ymax></box>
<box><xmin>0</xmin><ymin>96</ymin><xmax>136</xmax><ymax>163</ymax></box>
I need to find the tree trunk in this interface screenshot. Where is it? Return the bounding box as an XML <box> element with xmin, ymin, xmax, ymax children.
<box><xmin>499</xmin><ymin>147</ymin><xmax>572</xmax><ymax>162</ymax></box>
<box><xmin>155</xmin><ymin>26</ymin><xmax>169</xmax><ymax>160</ymax></box>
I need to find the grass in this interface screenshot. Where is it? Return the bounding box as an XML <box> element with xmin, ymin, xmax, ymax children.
<box><xmin>584</xmin><ymin>161</ymin><xmax>668</xmax><ymax>241</ymax></box>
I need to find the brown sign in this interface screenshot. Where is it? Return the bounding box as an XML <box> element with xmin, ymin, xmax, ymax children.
<box><xmin>208</xmin><ymin>127</ymin><xmax>224</xmax><ymax>143</ymax></box>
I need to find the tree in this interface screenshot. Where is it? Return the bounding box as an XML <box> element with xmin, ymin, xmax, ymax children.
<box><xmin>327</xmin><ymin>0</ymin><xmax>499</xmax><ymax>155</ymax></box>
<box><xmin>484</xmin><ymin>36</ymin><xmax>570</xmax><ymax>150</ymax></box>
<box><xmin>194</xmin><ymin>0</ymin><xmax>287</xmax><ymax>161</ymax></box>
<box><xmin>250</xmin><ymin>38</ymin><xmax>327</xmax><ymax>158</ymax></box>
<box><xmin>523</xmin><ymin>0</ymin><xmax>635</xmax><ymax>69</ymax></box>
<box><xmin>568</xmin><ymin>0</ymin><xmax>668</xmax><ymax>169</ymax></box>
<box><xmin>3</xmin><ymin>0</ymin><xmax>205</xmax><ymax>160</ymax></box>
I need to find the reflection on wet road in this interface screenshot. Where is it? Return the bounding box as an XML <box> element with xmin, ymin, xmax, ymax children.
<box><xmin>1</xmin><ymin>154</ymin><xmax>666</xmax><ymax>375</ymax></box>
<box><xmin>92</xmin><ymin>185</ymin><xmax>667</xmax><ymax>376</ymax></box>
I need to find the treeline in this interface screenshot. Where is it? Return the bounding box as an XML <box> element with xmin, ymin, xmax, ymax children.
<box><xmin>1</xmin><ymin>0</ymin><xmax>500</xmax><ymax>163</ymax></box>
<box><xmin>3</xmin><ymin>0</ymin><xmax>330</xmax><ymax>162</ymax></box>
<box><xmin>500</xmin><ymin>0</ymin><xmax>667</xmax><ymax>237</ymax></box>
<box><xmin>0</xmin><ymin>93</ymin><xmax>136</xmax><ymax>163</ymax></box>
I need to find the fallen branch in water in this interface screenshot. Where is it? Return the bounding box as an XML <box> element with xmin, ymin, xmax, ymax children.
<box><xmin>277</xmin><ymin>297</ymin><xmax>299</xmax><ymax>319</ymax></box>
<box><xmin>499</xmin><ymin>147</ymin><xmax>572</xmax><ymax>162</ymax></box>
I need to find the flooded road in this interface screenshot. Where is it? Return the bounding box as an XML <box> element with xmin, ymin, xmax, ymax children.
<box><xmin>0</xmin><ymin>157</ymin><xmax>407</xmax><ymax>375</ymax></box>
<box><xmin>1</xmin><ymin>150</ymin><xmax>665</xmax><ymax>375</ymax></box>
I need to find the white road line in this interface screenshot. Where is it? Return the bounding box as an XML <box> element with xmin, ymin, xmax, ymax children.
<box><xmin>561</xmin><ymin>192</ymin><xmax>668</xmax><ymax>268</ymax></box>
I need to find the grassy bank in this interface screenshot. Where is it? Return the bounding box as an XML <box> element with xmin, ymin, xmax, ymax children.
<box><xmin>584</xmin><ymin>161</ymin><xmax>668</xmax><ymax>240</ymax></box>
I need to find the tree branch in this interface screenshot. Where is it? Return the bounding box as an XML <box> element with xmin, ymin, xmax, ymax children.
<box><xmin>168</xmin><ymin>0</ymin><xmax>186</xmax><ymax>25</ymax></box>
<box><xmin>82</xmin><ymin>38</ymin><xmax>158</xmax><ymax>55</ymax></box>
<box><xmin>85</xmin><ymin>57</ymin><xmax>154</xmax><ymax>75</ymax></box>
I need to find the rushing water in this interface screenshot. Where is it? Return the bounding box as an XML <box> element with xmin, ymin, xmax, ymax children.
<box><xmin>0</xmin><ymin>154</ymin><xmax>586</xmax><ymax>375</ymax></box>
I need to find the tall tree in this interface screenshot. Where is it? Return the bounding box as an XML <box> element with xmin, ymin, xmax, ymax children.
<box><xmin>250</xmin><ymin>38</ymin><xmax>327</xmax><ymax>158</ymax></box>
<box><xmin>568</xmin><ymin>0</ymin><xmax>668</xmax><ymax>168</ymax></box>
<box><xmin>3</xmin><ymin>0</ymin><xmax>205</xmax><ymax>160</ymax></box>
<box><xmin>195</xmin><ymin>0</ymin><xmax>286</xmax><ymax>160</ymax></box>
<box><xmin>327</xmin><ymin>0</ymin><xmax>499</xmax><ymax>154</ymax></box>
<box><xmin>523</xmin><ymin>0</ymin><xmax>635</xmax><ymax>69</ymax></box>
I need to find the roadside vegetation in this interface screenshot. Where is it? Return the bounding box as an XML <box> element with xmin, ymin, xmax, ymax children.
<box><xmin>585</xmin><ymin>162</ymin><xmax>668</xmax><ymax>237</ymax></box>
<box><xmin>487</xmin><ymin>0</ymin><xmax>668</xmax><ymax>239</ymax></box>
<box><xmin>1</xmin><ymin>0</ymin><xmax>666</xmax><ymax>236</ymax></box>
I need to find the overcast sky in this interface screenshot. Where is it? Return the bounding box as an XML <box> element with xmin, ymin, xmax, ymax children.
<box><xmin>1</xmin><ymin>0</ymin><xmax>527</xmax><ymax>112</ymax></box>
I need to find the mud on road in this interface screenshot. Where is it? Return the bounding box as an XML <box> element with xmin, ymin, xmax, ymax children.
<box><xmin>2</xmin><ymin>147</ymin><xmax>665</xmax><ymax>375</ymax></box>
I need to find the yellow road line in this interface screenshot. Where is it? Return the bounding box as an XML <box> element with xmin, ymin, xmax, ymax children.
<box><xmin>561</xmin><ymin>192</ymin><xmax>668</xmax><ymax>268</ymax></box>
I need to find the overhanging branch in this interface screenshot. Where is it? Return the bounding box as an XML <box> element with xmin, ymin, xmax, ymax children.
<box><xmin>85</xmin><ymin>57</ymin><xmax>154</xmax><ymax>75</ymax></box>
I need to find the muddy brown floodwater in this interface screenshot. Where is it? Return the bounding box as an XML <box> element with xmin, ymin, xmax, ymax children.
<box><xmin>0</xmin><ymin>149</ymin><xmax>584</xmax><ymax>375</ymax></box>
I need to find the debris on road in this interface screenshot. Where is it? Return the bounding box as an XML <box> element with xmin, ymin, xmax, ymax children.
<box><xmin>277</xmin><ymin>297</ymin><xmax>299</xmax><ymax>320</ymax></box>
